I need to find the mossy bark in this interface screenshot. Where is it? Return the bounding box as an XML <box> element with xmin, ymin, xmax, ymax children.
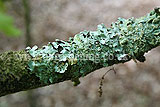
<box><xmin>0</xmin><ymin>8</ymin><xmax>160</xmax><ymax>97</ymax></box>
<box><xmin>0</xmin><ymin>50</ymin><xmax>102</xmax><ymax>97</ymax></box>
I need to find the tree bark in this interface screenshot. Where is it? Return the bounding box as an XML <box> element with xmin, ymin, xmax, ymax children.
<box><xmin>0</xmin><ymin>8</ymin><xmax>160</xmax><ymax>97</ymax></box>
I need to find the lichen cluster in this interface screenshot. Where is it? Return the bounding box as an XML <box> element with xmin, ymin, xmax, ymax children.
<box><xmin>26</xmin><ymin>8</ymin><xmax>160</xmax><ymax>84</ymax></box>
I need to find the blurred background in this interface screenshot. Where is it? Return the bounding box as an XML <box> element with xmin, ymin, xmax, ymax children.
<box><xmin>0</xmin><ymin>0</ymin><xmax>160</xmax><ymax>107</ymax></box>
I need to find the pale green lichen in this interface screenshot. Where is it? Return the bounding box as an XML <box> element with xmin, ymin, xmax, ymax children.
<box><xmin>26</xmin><ymin>8</ymin><xmax>160</xmax><ymax>84</ymax></box>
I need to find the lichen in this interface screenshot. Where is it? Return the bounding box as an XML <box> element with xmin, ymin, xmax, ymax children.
<box><xmin>26</xmin><ymin>8</ymin><xmax>160</xmax><ymax>84</ymax></box>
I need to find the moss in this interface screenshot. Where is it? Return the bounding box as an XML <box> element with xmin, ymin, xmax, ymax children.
<box><xmin>0</xmin><ymin>50</ymin><xmax>30</xmax><ymax>82</ymax></box>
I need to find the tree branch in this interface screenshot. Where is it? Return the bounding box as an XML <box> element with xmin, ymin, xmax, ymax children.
<box><xmin>0</xmin><ymin>8</ymin><xmax>160</xmax><ymax>97</ymax></box>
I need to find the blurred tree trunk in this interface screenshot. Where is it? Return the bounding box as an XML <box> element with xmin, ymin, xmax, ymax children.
<box><xmin>23</xmin><ymin>0</ymin><xmax>32</xmax><ymax>46</ymax></box>
<box><xmin>22</xmin><ymin>0</ymin><xmax>37</xmax><ymax>107</ymax></box>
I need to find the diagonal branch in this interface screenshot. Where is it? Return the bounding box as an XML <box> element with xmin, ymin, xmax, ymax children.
<box><xmin>0</xmin><ymin>8</ymin><xmax>160</xmax><ymax>97</ymax></box>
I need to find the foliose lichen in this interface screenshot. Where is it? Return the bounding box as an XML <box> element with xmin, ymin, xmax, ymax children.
<box><xmin>26</xmin><ymin>8</ymin><xmax>160</xmax><ymax>84</ymax></box>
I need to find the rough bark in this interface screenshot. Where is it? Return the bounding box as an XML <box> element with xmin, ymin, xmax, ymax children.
<box><xmin>0</xmin><ymin>8</ymin><xmax>160</xmax><ymax>97</ymax></box>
